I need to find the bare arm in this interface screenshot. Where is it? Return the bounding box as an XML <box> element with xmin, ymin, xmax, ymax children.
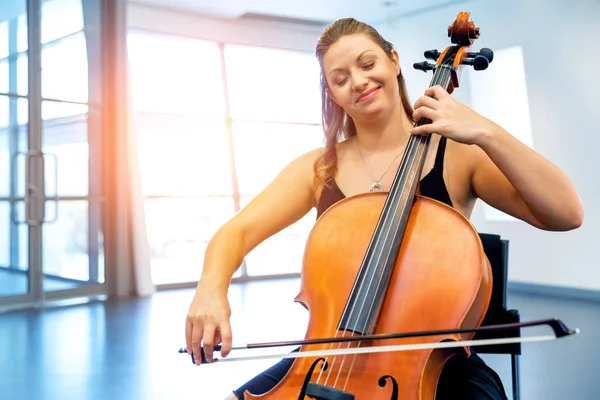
<box><xmin>411</xmin><ymin>85</ymin><xmax>584</xmax><ymax>231</ymax></box>
<box><xmin>186</xmin><ymin>147</ymin><xmax>321</xmax><ymax>363</ymax></box>
<box><xmin>199</xmin><ymin>148</ymin><xmax>320</xmax><ymax>291</ymax></box>
<box><xmin>470</xmin><ymin>122</ymin><xmax>584</xmax><ymax>231</ymax></box>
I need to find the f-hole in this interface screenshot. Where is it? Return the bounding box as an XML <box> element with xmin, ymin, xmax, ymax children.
<box><xmin>378</xmin><ymin>375</ymin><xmax>399</xmax><ymax>400</ymax></box>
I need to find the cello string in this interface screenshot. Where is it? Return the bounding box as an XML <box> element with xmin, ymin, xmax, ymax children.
<box><xmin>313</xmin><ymin>186</ymin><xmax>405</xmax><ymax>383</ymax></box>
<box><xmin>328</xmin><ymin>59</ymin><xmax>453</xmax><ymax>390</ymax></box>
<box><xmin>316</xmin><ymin>150</ymin><xmax>415</xmax><ymax>383</ymax></box>
<box><xmin>318</xmin><ymin>117</ymin><xmax>431</xmax><ymax>386</ymax></box>
<box><xmin>318</xmin><ymin>55</ymin><xmax>449</xmax><ymax>389</ymax></box>
<box><xmin>317</xmin><ymin>158</ymin><xmax>416</xmax><ymax>386</ymax></box>
<box><xmin>331</xmin><ymin>56</ymin><xmax>456</xmax><ymax>392</ymax></box>
<box><xmin>314</xmin><ymin>109</ymin><xmax>429</xmax><ymax>385</ymax></box>
<box><xmin>313</xmin><ymin>125</ymin><xmax>423</xmax><ymax>385</ymax></box>
<box><xmin>320</xmin><ymin>53</ymin><xmax>456</xmax><ymax>389</ymax></box>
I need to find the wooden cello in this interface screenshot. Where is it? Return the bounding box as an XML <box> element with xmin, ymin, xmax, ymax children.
<box><xmin>238</xmin><ymin>12</ymin><xmax>495</xmax><ymax>399</ymax></box>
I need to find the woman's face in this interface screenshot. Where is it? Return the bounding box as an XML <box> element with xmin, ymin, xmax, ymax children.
<box><xmin>323</xmin><ymin>33</ymin><xmax>401</xmax><ymax>123</ymax></box>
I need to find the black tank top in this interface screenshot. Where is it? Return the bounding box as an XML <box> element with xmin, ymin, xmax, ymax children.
<box><xmin>316</xmin><ymin>137</ymin><xmax>453</xmax><ymax>218</ymax></box>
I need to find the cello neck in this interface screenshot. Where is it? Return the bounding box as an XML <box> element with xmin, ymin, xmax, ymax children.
<box><xmin>337</xmin><ymin>61</ymin><xmax>455</xmax><ymax>336</ymax></box>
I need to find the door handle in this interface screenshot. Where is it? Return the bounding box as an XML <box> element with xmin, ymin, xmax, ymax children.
<box><xmin>12</xmin><ymin>150</ymin><xmax>60</xmax><ymax>226</ymax></box>
<box><xmin>42</xmin><ymin>152</ymin><xmax>59</xmax><ymax>223</ymax></box>
<box><xmin>24</xmin><ymin>150</ymin><xmax>43</xmax><ymax>226</ymax></box>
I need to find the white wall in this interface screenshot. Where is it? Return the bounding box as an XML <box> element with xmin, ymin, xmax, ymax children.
<box><xmin>127</xmin><ymin>1</ymin><xmax>600</xmax><ymax>292</ymax></box>
<box><xmin>377</xmin><ymin>0</ymin><xmax>600</xmax><ymax>291</ymax></box>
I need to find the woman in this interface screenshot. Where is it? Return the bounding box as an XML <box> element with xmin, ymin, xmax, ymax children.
<box><xmin>185</xmin><ymin>18</ymin><xmax>583</xmax><ymax>399</ymax></box>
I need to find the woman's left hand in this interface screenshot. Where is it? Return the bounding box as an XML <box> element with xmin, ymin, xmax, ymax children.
<box><xmin>410</xmin><ymin>85</ymin><xmax>495</xmax><ymax>145</ymax></box>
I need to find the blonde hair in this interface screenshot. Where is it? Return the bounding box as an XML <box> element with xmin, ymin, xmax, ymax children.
<box><xmin>313</xmin><ymin>18</ymin><xmax>414</xmax><ymax>196</ymax></box>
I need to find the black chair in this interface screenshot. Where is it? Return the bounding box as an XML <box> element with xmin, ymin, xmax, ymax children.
<box><xmin>474</xmin><ymin>233</ymin><xmax>522</xmax><ymax>400</ymax></box>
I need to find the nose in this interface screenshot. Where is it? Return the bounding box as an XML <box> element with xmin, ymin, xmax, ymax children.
<box><xmin>351</xmin><ymin>72</ymin><xmax>368</xmax><ymax>91</ymax></box>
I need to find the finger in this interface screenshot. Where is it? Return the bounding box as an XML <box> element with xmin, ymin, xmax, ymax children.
<box><xmin>412</xmin><ymin>106</ymin><xmax>436</xmax><ymax>123</ymax></box>
<box><xmin>218</xmin><ymin>322</ymin><xmax>233</xmax><ymax>358</ymax></box>
<box><xmin>213</xmin><ymin>329</ymin><xmax>222</xmax><ymax>347</ymax></box>
<box><xmin>424</xmin><ymin>85</ymin><xmax>449</xmax><ymax>99</ymax></box>
<box><xmin>185</xmin><ymin>317</ymin><xmax>193</xmax><ymax>355</ymax></box>
<box><xmin>202</xmin><ymin>323</ymin><xmax>216</xmax><ymax>363</ymax></box>
<box><xmin>411</xmin><ymin>121</ymin><xmax>443</xmax><ymax>135</ymax></box>
<box><xmin>413</xmin><ymin>95</ymin><xmax>439</xmax><ymax>111</ymax></box>
<box><xmin>191</xmin><ymin>321</ymin><xmax>204</xmax><ymax>366</ymax></box>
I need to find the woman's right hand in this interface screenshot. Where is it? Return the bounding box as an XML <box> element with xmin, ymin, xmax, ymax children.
<box><xmin>185</xmin><ymin>282</ymin><xmax>233</xmax><ymax>365</ymax></box>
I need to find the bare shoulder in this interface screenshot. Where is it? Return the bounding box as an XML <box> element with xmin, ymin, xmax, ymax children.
<box><xmin>228</xmin><ymin>147</ymin><xmax>324</xmax><ymax>253</ymax></box>
<box><xmin>293</xmin><ymin>146</ymin><xmax>327</xmax><ymax>196</ymax></box>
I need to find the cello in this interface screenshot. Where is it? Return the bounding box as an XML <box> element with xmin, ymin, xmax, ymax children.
<box><xmin>181</xmin><ymin>11</ymin><xmax>579</xmax><ymax>399</ymax></box>
<box><xmin>243</xmin><ymin>11</ymin><xmax>492</xmax><ymax>399</ymax></box>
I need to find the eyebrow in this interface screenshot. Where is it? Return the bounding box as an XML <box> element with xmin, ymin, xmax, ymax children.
<box><xmin>328</xmin><ymin>50</ymin><xmax>375</xmax><ymax>77</ymax></box>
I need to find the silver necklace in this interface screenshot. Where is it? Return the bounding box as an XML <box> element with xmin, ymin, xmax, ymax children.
<box><xmin>357</xmin><ymin>141</ymin><xmax>405</xmax><ymax>192</ymax></box>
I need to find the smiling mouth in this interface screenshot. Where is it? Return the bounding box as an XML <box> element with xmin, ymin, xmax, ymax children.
<box><xmin>357</xmin><ymin>86</ymin><xmax>381</xmax><ymax>102</ymax></box>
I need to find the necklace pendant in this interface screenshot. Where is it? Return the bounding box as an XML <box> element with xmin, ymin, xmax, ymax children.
<box><xmin>369</xmin><ymin>182</ymin><xmax>383</xmax><ymax>192</ymax></box>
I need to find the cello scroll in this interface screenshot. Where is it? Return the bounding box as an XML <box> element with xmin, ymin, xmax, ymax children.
<box><xmin>413</xmin><ymin>11</ymin><xmax>493</xmax><ymax>93</ymax></box>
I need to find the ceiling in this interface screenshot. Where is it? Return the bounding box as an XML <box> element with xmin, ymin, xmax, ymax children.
<box><xmin>130</xmin><ymin>0</ymin><xmax>470</xmax><ymax>26</ymax></box>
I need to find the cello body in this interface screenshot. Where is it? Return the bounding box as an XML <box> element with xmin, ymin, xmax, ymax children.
<box><xmin>245</xmin><ymin>194</ymin><xmax>492</xmax><ymax>399</ymax></box>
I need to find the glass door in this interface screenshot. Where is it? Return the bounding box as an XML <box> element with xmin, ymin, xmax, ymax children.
<box><xmin>0</xmin><ymin>0</ymin><xmax>106</xmax><ymax>310</ymax></box>
<box><xmin>0</xmin><ymin>0</ymin><xmax>36</xmax><ymax>307</ymax></box>
<box><xmin>39</xmin><ymin>0</ymin><xmax>105</xmax><ymax>300</ymax></box>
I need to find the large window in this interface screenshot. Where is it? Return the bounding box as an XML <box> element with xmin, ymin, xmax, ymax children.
<box><xmin>128</xmin><ymin>32</ymin><xmax>324</xmax><ymax>285</ymax></box>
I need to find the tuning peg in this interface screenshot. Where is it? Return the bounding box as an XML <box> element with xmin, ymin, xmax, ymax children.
<box><xmin>467</xmin><ymin>48</ymin><xmax>494</xmax><ymax>63</ymax></box>
<box><xmin>424</xmin><ymin>49</ymin><xmax>441</xmax><ymax>61</ymax></box>
<box><xmin>462</xmin><ymin>55</ymin><xmax>489</xmax><ymax>71</ymax></box>
<box><xmin>413</xmin><ymin>61</ymin><xmax>435</xmax><ymax>72</ymax></box>
<box><xmin>478</xmin><ymin>48</ymin><xmax>494</xmax><ymax>63</ymax></box>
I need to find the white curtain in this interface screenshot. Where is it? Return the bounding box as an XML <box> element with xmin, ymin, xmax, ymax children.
<box><xmin>104</xmin><ymin>0</ymin><xmax>155</xmax><ymax>298</ymax></box>
<box><xmin>120</xmin><ymin>70</ymin><xmax>154</xmax><ymax>298</ymax></box>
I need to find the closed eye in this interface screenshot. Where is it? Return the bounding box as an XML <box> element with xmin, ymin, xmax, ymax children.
<box><xmin>335</xmin><ymin>76</ymin><xmax>348</xmax><ymax>86</ymax></box>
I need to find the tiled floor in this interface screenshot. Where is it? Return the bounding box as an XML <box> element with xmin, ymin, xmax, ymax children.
<box><xmin>0</xmin><ymin>277</ymin><xmax>598</xmax><ymax>399</ymax></box>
